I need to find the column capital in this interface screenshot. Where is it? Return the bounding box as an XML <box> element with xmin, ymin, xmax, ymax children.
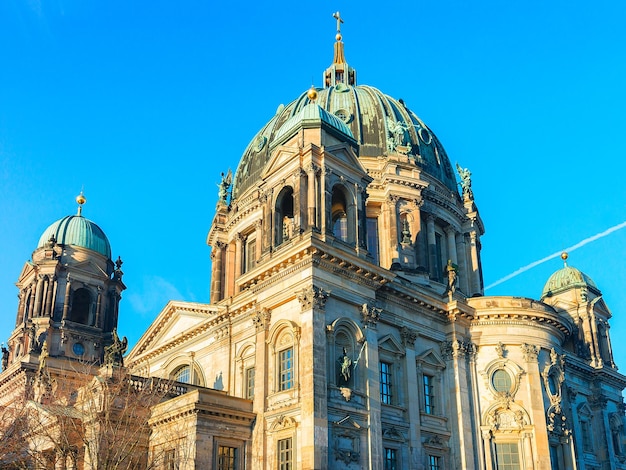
<box><xmin>297</xmin><ymin>286</ymin><xmax>330</xmax><ymax>312</ymax></box>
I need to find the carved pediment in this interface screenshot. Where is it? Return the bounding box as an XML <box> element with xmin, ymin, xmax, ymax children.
<box><xmin>416</xmin><ymin>348</ymin><xmax>446</xmax><ymax>369</ymax></box>
<box><xmin>378</xmin><ymin>334</ymin><xmax>405</xmax><ymax>356</ymax></box>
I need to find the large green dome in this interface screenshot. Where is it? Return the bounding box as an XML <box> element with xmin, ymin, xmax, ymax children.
<box><xmin>541</xmin><ymin>265</ymin><xmax>599</xmax><ymax>299</ymax></box>
<box><xmin>37</xmin><ymin>215</ymin><xmax>111</xmax><ymax>259</ymax></box>
<box><xmin>232</xmin><ymin>84</ymin><xmax>457</xmax><ymax>199</ymax></box>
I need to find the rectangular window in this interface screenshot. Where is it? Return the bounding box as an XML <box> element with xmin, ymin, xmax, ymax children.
<box><xmin>428</xmin><ymin>455</ymin><xmax>441</xmax><ymax>470</ymax></box>
<box><xmin>423</xmin><ymin>374</ymin><xmax>435</xmax><ymax>414</ymax></box>
<box><xmin>380</xmin><ymin>361</ymin><xmax>393</xmax><ymax>404</ymax></box>
<box><xmin>279</xmin><ymin>348</ymin><xmax>293</xmax><ymax>391</ymax></box>
<box><xmin>243</xmin><ymin>237</ymin><xmax>256</xmax><ymax>273</ymax></box>
<box><xmin>495</xmin><ymin>442</ymin><xmax>521</xmax><ymax>470</ymax></box>
<box><xmin>217</xmin><ymin>446</ymin><xmax>237</xmax><ymax>470</ymax></box>
<box><xmin>384</xmin><ymin>448</ymin><xmax>398</xmax><ymax>470</ymax></box>
<box><xmin>245</xmin><ymin>367</ymin><xmax>255</xmax><ymax>399</ymax></box>
<box><xmin>366</xmin><ymin>218</ymin><xmax>380</xmax><ymax>265</ymax></box>
<box><xmin>278</xmin><ymin>438</ymin><xmax>293</xmax><ymax>470</ymax></box>
<box><xmin>164</xmin><ymin>448</ymin><xmax>177</xmax><ymax>470</ymax></box>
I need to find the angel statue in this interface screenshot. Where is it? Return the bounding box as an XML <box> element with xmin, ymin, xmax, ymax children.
<box><xmin>455</xmin><ymin>163</ymin><xmax>474</xmax><ymax>200</ymax></box>
<box><xmin>218</xmin><ymin>169</ymin><xmax>233</xmax><ymax>203</ymax></box>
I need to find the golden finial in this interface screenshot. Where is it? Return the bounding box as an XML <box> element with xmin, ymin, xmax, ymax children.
<box><xmin>307</xmin><ymin>85</ymin><xmax>318</xmax><ymax>102</ymax></box>
<box><xmin>76</xmin><ymin>190</ymin><xmax>86</xmax><ymax>216</ymax></box>
<box><xmin>561</xmin><ymin>251</ymin><xmax>568</xmax><ymax>266</ymax></box>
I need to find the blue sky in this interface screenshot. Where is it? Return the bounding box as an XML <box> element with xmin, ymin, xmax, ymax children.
<box><xmin>1</xmin><ymin>1</ymin><xmax>625</xmax><ymax>365</ymax></box>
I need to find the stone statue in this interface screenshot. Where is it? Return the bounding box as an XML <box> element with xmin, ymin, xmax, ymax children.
<box><xmin>38</xmin><ymin>341</ymin><xmax>49</xmax><ymax>373</ymax></box>
<box><xmin>340</xmin><ymin>348</ymin><xmax>352</xmax><ymax>382</ymax></box>
<box><xmin>444</xmin><ymin>259</ymin><xmax>458</xmax><ymax>296</ymax></box>
<box><xmin>104</xmin><ymin>328</ymin><xmax>128</xmax><ymax>367</ymax></box>
<box><xmin>217</xmin><ymin>169</ymin><xmax>233</xmax><ymax>203</ymax></box>
<box><xmin>388</xmin><ymin>119</ymin><xmax>408</xmax><ymax>150</ymax></box>
<box><xmin>455</xmin><ymin>163</ymin><xmax>473</xmax><ymax>200</ymax></box>
<box><xmin>1</xmin><ymin>346</ymin><xmax>8</xmax><ymax>371</ymax></box>
<box><xmin>401</xmin><ymin>217</ymin><xmax>412</xmax><ymax>244</ymax></box>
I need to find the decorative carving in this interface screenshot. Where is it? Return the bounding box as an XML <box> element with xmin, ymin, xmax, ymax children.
<box><xmin>441</xmin><ymin>339</ymin><xmax>475</xmax><ymax>360</ymax></box>
<box><xmin>360</xmin><ymin>303</ymin><xmax>381</xmax><ymax>328</ymax></box>
<box><xmin>386</xmin><ymin>118</ymin><xmax>409</xmax><ymax>152</ymax></box>
<box><xmin>400</xmin><ymin>327</ymin><xmax>417</xmax><ymax>347</ymax></box>
<box><xmin>339</xmin><ymin>387</ymin><xmax>352</xmax><ymax>402</ymax></box>
<box><xmin>521</xmin><ymin>343</ymin><xmax>539</xmax><ymax>362</ymax></box>
<box><xmin>495</xmin><ymin>342</ymin><xmax>506</xmax><ymax>359</ymax></box>
<box><xmin>297</xmin><ymin>287</ymin><xmax>330</xmax><ymax>311</ymax></box>
<box><xmin>214</xmin><ymin>325</ymin><xmax>229</xmax><ymax>340</ymax></box>
<box><xmin>252</xmin><ymin>307</ymin><xmax>271</xmax><ymax>331</ymax></box>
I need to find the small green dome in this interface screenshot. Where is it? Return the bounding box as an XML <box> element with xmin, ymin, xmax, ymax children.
<box><xmin>37</xmin><ymin>215</ymin><xmax>111</xmax><ymax>259</ymax></box>
<box><xmin>541</xmin><ymin>266</ymin><xmax>599</xmax><ymax>298</ymax></box>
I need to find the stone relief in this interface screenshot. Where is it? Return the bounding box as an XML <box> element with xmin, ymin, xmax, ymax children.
<box><xmin>297</xmin><ymin>286</ymin><xmax>330</xmax><ymax>312</ymax></box>
<box><xmin>252</xmin><ymin>307</ymin><xmax>271</xmax><ymax>331</ymax></box>
<box><xmin>360</xmin><ymin>303</ymin><xmax>382</xmax><ymax>328</ymax></box>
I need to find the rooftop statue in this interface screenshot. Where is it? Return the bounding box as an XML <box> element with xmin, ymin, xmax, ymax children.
<box><xmin>456</xmin><ymin>162</ymin><xmax>474</xmax><ymax>200</ymax></box>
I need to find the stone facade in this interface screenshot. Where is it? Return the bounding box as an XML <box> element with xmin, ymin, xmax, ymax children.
<box><xmin>1</xmin><ymin>17</ymin><xmax>625</xmax><ymax>470</ymax></box>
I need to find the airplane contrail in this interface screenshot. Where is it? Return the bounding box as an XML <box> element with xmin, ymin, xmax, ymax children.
<box><xmin>484</xmin><ymin>220</ymin><xmax>626</xmax><ymax>291</ymax></box>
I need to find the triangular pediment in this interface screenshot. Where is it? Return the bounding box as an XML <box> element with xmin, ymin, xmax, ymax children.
<box><xmin>261</xmin><ymin>147</ymin><xmax>299</xmax><ymax>180</ymax></box>
<box><xmin>324</xmin><ymin>144</ymin><xmax>363</xmax><ymax>172</ymax></box>
<box><xmin>17</xmin><ymin>261</ymin><xmax>36</xmax><ymax>283</ymax></box>
<box><xmin>126</xmin><ymin>301</ymin><xmax>222</xmax><ymax>361</ymax></box>
<box><xmin>379</xmin><ymin>334</ymin><xmax>405</xmax><ymax>356</ymax></box>
<box><xmin>70</xmin><ymin>259</ymin><xmax>109</xmax><ymax>278</ymax></box>
<box><xmin>416</xmin><ymin>348</ymin><xmax>446</xmax><ymax>369</ymax></box>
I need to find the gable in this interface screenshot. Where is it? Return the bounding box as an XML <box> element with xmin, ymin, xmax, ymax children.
<box><xmin>126</xmin><ymin>301</ymin><xmax>222</xmax><ymax>361</ymax></box>
<box><xmin>416</xmin><ymin>348</ymin><xmax>446</xmax><ymax>369</ymax></box>
<box><xmin>378</xmin><ymin>334</ymin><xmax>405</xmax><ymax>356</ymax></box>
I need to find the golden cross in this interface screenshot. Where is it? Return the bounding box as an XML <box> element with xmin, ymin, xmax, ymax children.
<box><xmin>332</xmin><ymin>11</ymin><xmax>344</xmax><ymax>33</ymax></box>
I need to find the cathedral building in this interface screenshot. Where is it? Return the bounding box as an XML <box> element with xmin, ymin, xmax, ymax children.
<box><xmin>1</xmin><ymin>14</ymin><xmax>625</xmax><ymax>470</ymax></box>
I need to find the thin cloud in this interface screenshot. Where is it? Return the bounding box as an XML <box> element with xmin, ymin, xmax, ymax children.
<box><xmin>127</xmin><ymin>275</ymin><xmax>184</xmax><ymax>315</ymax></box>
<box><xmin>485</xmin><ymin>220</ymin><xmax>626</xmax><ymax>291</ymax></box>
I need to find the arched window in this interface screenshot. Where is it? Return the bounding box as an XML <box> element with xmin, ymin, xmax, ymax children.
<box><xmin>275</xmin><ymin>187</ymin><xmax>294</xmax><ymax>246</ymax></box>
<box><xmin>71</xmin><ymin>288</ymin><xmax>92</xmax><ymax>324</ymax></box>
<box><xmin>171</xmin><ymin>365</ymin><xmax>201</xmax><ymax>385</ymax></box>
<box><xmin>332</xmin><ymin>188</ymin><xmax>349</xmax><ymax>242</ymax></box>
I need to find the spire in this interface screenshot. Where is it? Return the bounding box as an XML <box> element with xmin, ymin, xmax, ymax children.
<box><xmin>323</xmin><ymin>11</ymin><xmax>356</xmax><ymax>88</ymax></box>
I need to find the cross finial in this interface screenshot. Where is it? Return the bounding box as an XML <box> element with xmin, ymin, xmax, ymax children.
<box><xmin>332</xmin><ymin>11</ymin><xmax>343</xmax><ymax>34</ymax></box>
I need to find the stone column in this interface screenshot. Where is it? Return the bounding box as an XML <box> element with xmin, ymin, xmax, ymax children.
<box><xmin>426</xmin><ymin>216</ymin><xmax>437</xmax><ymax>279</ymax></box>
<box><xmin>43</xmin><ymin>275</ymin><xmax>55</xmax><ymax>317</ymax></box>
<box><xmin>293</xmin><ymin>168</ymin><xmax>304</xmax><ymax>234</ymax></box>
<box><xmin>210</xmin><ymin>242</ymin><xmax>224</xmax><ymax>303</ymax></box>
<box><xmin>521</xmin><ymin>343</ymin><xmax>548</xmax><ymax>467</ymax></box>
<box><xmin>456</xmin><ymin>234</ymin><xmax>470</xmax><ymax>296</ymax></box>
<box><xmin>441</xmin><ymin>337</ymin><xmax>477</xmax><ymax>469</ymax></box>
<box><xmin>95</xmin><ymin>287</ymin><xmax>103</xmax><ymax>328</ymax></box>
<box><xmin>445</xmin><ymin>227</ymin><xmax>458</xmax><ymax>264</ymax></box>
<box><xmin>16</xmin><ymin>290</ymin><xmax>26</xmax><ymax>326</ymax></box>
<box><xmin>361</xmin><ymin>303</ymin><xmax>383</xmax><ymax>470</ymax></box>
<box><xmin>297</xmin><ymin>287</ymin><xmax>329</xmax><ymax>468</ymax></box>
<box><xmin>481</xmin><ymin>430</ymin><xmax>494</xmax><ymax>469</ymax></box>
<box><xmin>234</xmin><ymin>234</ymin><xmax>243</xmax><ymax>294</ymax></box>
<box><xmin>254</xmin><ymin>220</ymin><xmax>263</xmax><ymax>264</ymax></box>
<box><xmin>306</xmin><ymin>164</ymin><xmax>317</xmax><ymax>229</ymax></box>
<box><xmin>62</xmin><ymin>276</ymin><xmax>71</xmax><ymax>321</ymax></box>
<box><xmin>401</xmin><ymin>327</ymin><xmax>422</xmax><ymax>468</ymax></box>
<box><xmin>33</xmin><ymin>274</ymin><xmax>44</xmax><ymax>317</ymax></box>
<box><xmin>468</xmin><ymin>230</ymin><xmax>481</xmax><ymax>296</ymax></box>
<box><xmin>321</xmin><ymin>166</ymin><xmax>330</xmax><ymax>235</ymax></box>
<box><xmin>251</xmin><ymin>306</ymin><xmax>271</xmax><ymax>469</ymax></box>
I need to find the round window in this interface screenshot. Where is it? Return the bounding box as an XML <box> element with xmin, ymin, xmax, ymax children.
<box><xmin>73</xmin><ymin>342</ymin><xmax>85</xmax><ymax>356</ymax></box>
<box><xmin>492</xmin><ymin>369</ymin><xmax>512</xmax><ymax>393</ymax></box>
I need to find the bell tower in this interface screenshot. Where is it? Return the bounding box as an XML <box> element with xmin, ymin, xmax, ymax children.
<box><xmin>4</xmin><ymin>193</ymin><xmax>125</xmax><ymax>373</ymax></box>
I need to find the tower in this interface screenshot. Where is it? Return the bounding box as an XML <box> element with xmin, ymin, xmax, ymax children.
<box><xmin>2</xmin><ymin>194</ymin><xmax>125</xmax><ymax>403</ymax></box>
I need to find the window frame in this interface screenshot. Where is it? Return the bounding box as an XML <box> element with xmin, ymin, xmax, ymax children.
<box><xmin>380</xmin><ymin>361</ymin><xmax>393</xmax><ymax>405</ymax></box>
<box><xmin>279</xmin><ymin>347</ymin><xmax>294</xmax><ymax>391</ymax></box>
<box><xmin>278</xmin><ymin>437</ymin><xmax>293</xmax><ymax>470</ymax></box>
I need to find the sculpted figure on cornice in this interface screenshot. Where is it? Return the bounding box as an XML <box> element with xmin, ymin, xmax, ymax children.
<box><xmin>297</xmin><ymin>286</ymin><xmax>330</xmax><ymax>312</ymax></box>
<box><xmin>360</xmin><ymin>303</ymin><xmax>382</xmax><ymax>328</ymax></box>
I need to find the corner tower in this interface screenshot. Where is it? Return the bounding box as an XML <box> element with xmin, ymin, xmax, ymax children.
<box><xmin>4</xmin><ymin>194</ymin><xmax>125</xmax><ymax>373</ymax></box>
